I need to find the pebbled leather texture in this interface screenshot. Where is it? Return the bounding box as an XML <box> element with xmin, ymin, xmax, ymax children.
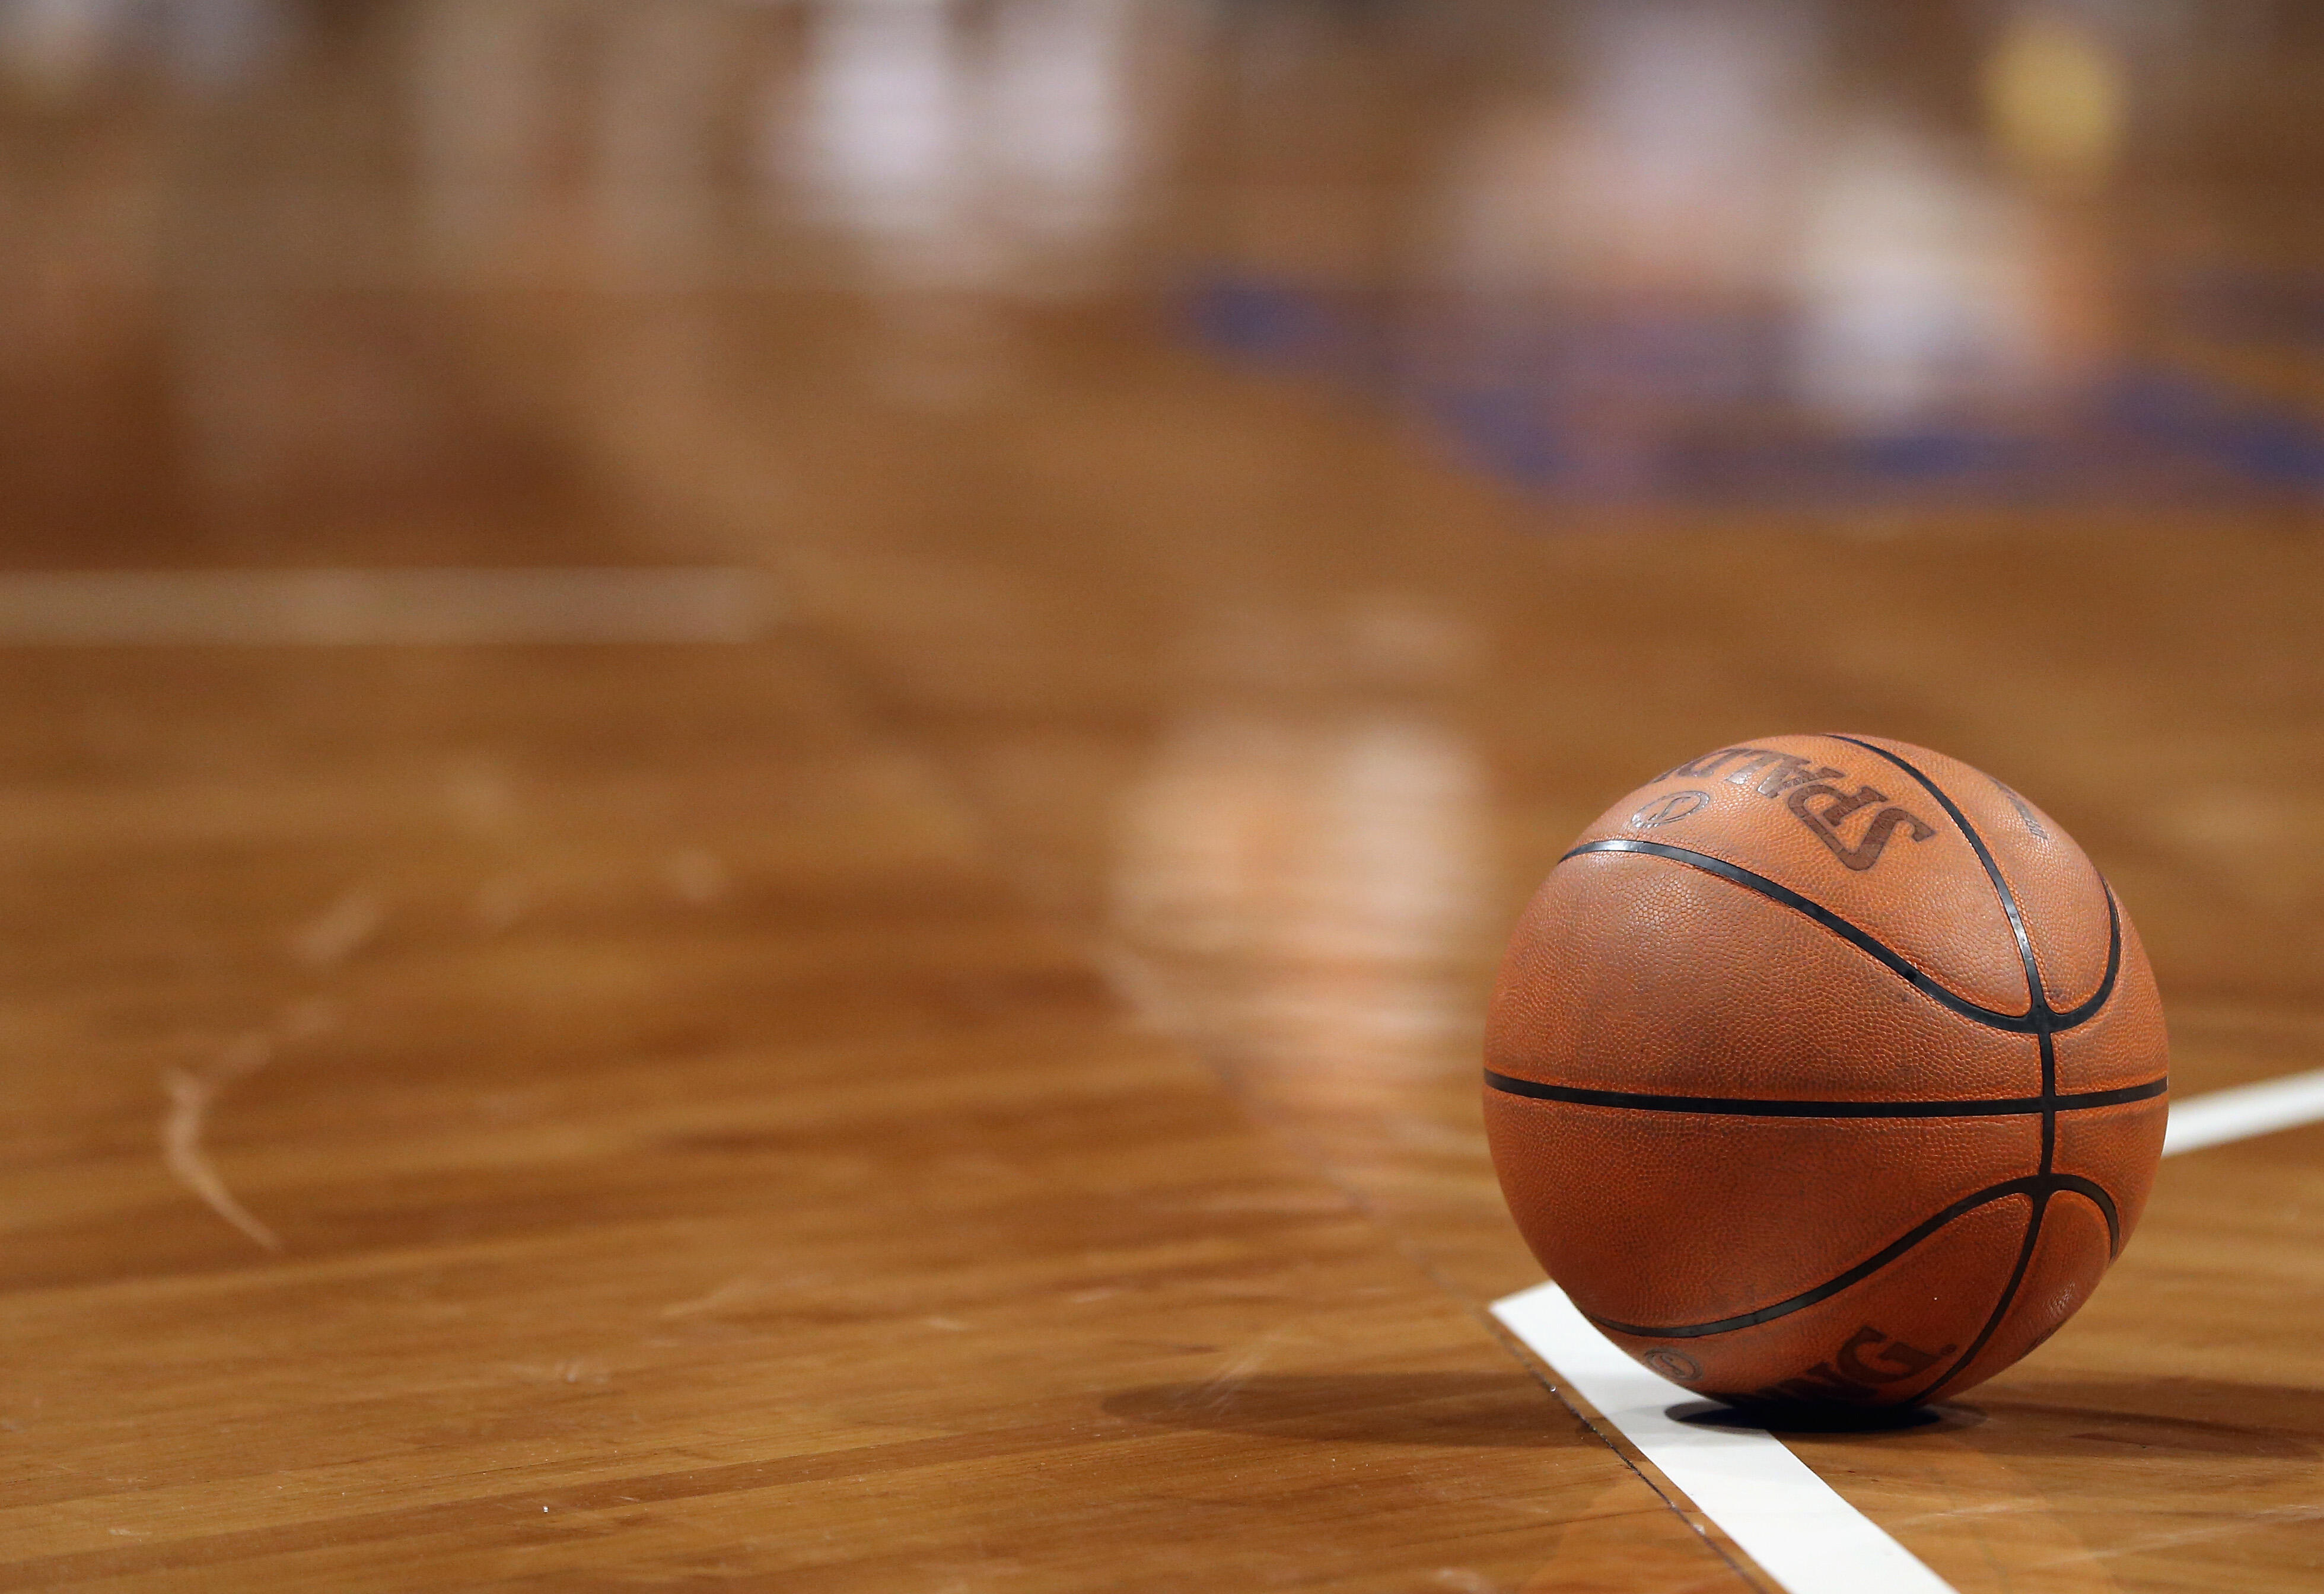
<box><xmin>1485</xmin><ymin>733</ymin><xmax>2167</xmax><ymax>1409</ymax></box>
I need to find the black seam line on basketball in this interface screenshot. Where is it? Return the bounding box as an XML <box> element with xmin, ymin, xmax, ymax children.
<box><xmin>1482</xmin><ymin>1071</ymin><xmax>2168</xmax><ymax>1117</ymax></box>
<box><xmin>2036</xmin><ymin>1034</ymin><xmax>2059</xmax><ymax>1177</ymax></box>
<box><xmin>2048</xmin><ymin>1174</ymin><xmax>2122</xmax><ymax>1257</ymax></box>
<box><xmin>1823</xmin><ymin>738</ymin><xmax>2068</xmax><ymax>1382</ymax></box>
<box><xmin>1828</xmin><ymin>736</ymin><xmax>2050</xmax><ymax>1026</ymax></box>
<box><xmin>1909</xmin><ymin>1190</ymin><xmax>2048</xmax><ymax>1404</ymax></box>
<box><xmin>1580</xmin><ymin>1173</ymin><xmax>2122</xmax><ymax>1344</ymax></box>
<box><xmin>1581</xmin><ymin>1177</ymin><xmax>2049</xmax><ymax>1340</ymax></box>
<box><xmin>1914</xmin><ymin>1143</ymin><xmax>2133</xmax><ymax>1401</ymax></box>
<box><xmin>2049</xmin><ymin>883</ymin><xmax>2124</xmax><ymax>1028</ymax></box>
<box><xmin>1560</xmin><ymin>839</ymin><xmax>2056</xmax><ymax>1032</ymax></box>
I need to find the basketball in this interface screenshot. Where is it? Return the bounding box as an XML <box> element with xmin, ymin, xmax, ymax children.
<box><xmin>1484</xmin><ymin>734</ymin><xmax>2169</xmax><ymax>1410</ymax></box>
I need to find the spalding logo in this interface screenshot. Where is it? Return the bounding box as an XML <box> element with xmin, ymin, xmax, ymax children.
<box><xmin>1746</xmin><ymin>1324</ymin><xmax>1953</xmax><ymax>1404</ymax></box>
<box><xmin>1651</xmin><ymin>746</ymin><xmax>1937</xmax><ymax>872</ymax></box>
<box><xmin>1641</xmin><ymin>1348</ymin><xmax>1702</xmax><ymax>1382</ymax></box>
<box><xmin>1629</xmin><ymin>790</ymin><xmax>1711</xmax><ymax>828</ymax></box>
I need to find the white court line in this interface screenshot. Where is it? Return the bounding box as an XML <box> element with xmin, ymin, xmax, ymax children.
<box><xmin>0</xmin><ymin>568</ymin><xmax>767</xmax><ymax>645</ymax></box>
<box><xmin>1492</xmin><ymin>1283</ymin><xmax>1956</xmax><ymax>1594</ymax></box>
<box><xmin>1492</xmin><ymin>1072</ymin><xmax>2324</xmax><ymax>1593</ymax></box>
<box><xmin>2163</xmin><ymin>1067</ymin><xmax>2324</xmax><ymax>1156</ymax></box>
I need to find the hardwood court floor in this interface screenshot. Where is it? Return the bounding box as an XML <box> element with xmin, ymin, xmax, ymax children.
<box><xmin>7</xmin><ymin>2</ymin><xmax>2324</xmax><ymax>1591</ymax></box>
<box><xmin>1</xmin><ymin>642</ymin><xmax>1734</xmax><ymax>1591</ymax></box>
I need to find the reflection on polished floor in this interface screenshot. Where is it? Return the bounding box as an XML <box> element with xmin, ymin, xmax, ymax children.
<box><xmin>4</xmin><ymin>1</ymin><xmax>2324</xmax><ymax>1589</ymax></box>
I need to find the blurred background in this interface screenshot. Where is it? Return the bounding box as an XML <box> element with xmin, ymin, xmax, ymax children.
<box><xmin>7</xmin><ymin>0</ymin><xmax>2324</xmax><ymax>1300</ymax></box>
<box><xmin>12</xmin><ymin>0</ymin><xmax>2324</xmax><ymax>531</ymax></box>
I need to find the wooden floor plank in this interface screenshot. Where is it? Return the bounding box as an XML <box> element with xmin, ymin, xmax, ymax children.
<box><xmin>0</xmin><ymin>640</ymin><xmax>1737</xmax><ymax>1589</ymax></box>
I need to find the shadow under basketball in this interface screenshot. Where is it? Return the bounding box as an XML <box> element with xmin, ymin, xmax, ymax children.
<box><xmin>1667</xmin><ymin>1397</ymin><xmax>1976</xmax><ymax>1435</ymax></box>
<box><xmin>1669</xmin><ymin>1374</ymin><xmax>2324</xmax><ymax>1457</ymax></box>
<box><xmin>1103</xmin><ymin>1372</ymin><xmax>1586</xmax><ymax>1448</ymax></box>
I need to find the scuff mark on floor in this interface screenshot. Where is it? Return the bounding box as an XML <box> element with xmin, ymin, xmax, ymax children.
<box><xmin>160</xmin><ymin>1031</ymin><xmax>282</xmax><ymax>1251</ymax></box>
<box><xmin>289</xmin><ymin>888</ymin><xmax>385</xmax><ymax>968</ymax></box>
<box><xmin>1186</xmin><ymin>1325</ymin><xmax>1296</xmax><ymax>1407</ymax></box>
<box><xmin>660</xmin><ymin>1275</ymin><xmax>765</xmax><ymax>1319</ymax></box>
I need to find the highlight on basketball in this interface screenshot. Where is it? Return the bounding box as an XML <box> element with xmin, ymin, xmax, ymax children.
<box><xmin>6</xmin><ymin>2</ymin><xmax>2317</xmax><ymax>1592</ymax></box>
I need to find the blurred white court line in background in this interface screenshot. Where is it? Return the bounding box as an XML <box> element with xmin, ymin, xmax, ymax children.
<box><xmin>0</xmin><ymin>568</ymin><xmax>768</xmax><ymax>645</ymax></box>
<box><xmin>2163</xmin><ymin>1067</ymin><xmax>2324</xmax><ymax>1156</ymax></box>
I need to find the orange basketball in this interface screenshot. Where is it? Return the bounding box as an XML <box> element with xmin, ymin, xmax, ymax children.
<box><xmin>1484</xmin><ymin>734</ymin><xmax>2167</xmax><ymax>1408</ymax></box>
